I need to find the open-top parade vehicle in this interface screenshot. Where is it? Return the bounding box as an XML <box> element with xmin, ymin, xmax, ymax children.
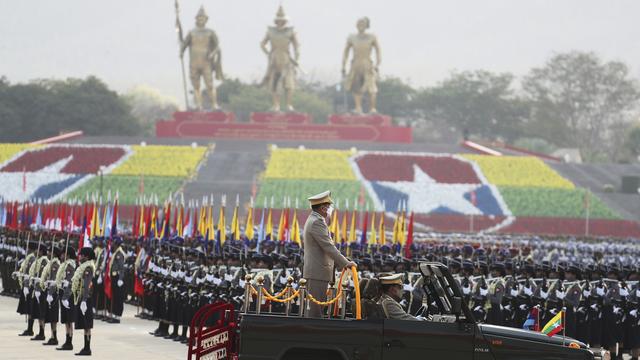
<box><xmin>187</xmin><ymin>262</ymin><xmax>610</xmax><ymax>360</ymax></box>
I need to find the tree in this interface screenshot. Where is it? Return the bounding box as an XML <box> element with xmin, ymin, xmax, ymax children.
<box><xmin>626</xmin><ymin>126</ymin><xmax>640</xmax><ymax>159</ymax></box>
<box><xmin>124</xmin><ymin>85</ymin><xmax>179</xmax><ymax>136</ymax></box>
<box><xmin>523</xmin><ymin>51</ymin><xmax>640</xmax><ymax>161</ymax></box>
<box><xmin>414</xmin><ymin>70</ymin><xmax>528</xmax><ymax>142</ymax></box>
<box><xmin>0</xmin><ymin>77</ymin><xmax>142</xmax><ymax>142</ymax></box>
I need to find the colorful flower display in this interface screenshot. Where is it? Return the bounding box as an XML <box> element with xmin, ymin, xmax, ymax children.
<box><xmin>0</xmin><ymin>144</ymin><xmax>38</xmax><ymax>166</ymax></box>
<box><xmin>263</xmin><ymin>149</ymin><xmax>356</xmax><ymax>180</ymax></box>
<box><xmin>110</xmin><ymin>145</ymin><xmax>208</xmax><ymax>178</ymax></box>
<box><xmin>461</xmin><ymin>155</ymin><xmax>575</xmax><ymax>189</ymax></box>
<box><xmin>498</xmin><ymin>187</ymin><xmax>620</xmax><ymax>219</ymax></box>
<box><xmin>255</xmin><ymin>179</ymin><xmax>371</xmax><ymax>210</ymax></box>
<box><xmin>64</xmin><ymin>175</ymin><xmax>183</xmax><ymax>205</ymax></box>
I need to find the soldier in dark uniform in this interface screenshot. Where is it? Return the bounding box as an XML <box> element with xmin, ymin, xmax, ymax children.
<box><xmin>56</xmin><ymin>246</ymin><xmax>77</xmax><ymax>351</ymax></box>
<box><xmin>562</xmin><ymin>264</ymin><xmax>582</xmax><ymax>339</ymax></box>
<box><xmin>73</xmin><ymin>247</ymin><xmax>96</xmax><ymax>356</ymax></box>
<box><xmin>92</xmin><ymin>238</ymin><xmax>105</xmax><ymax>320</ymax></box>
<box><xmin>16</xmin><ymin>240</ymin><xmax>37</xmax><ymax>336</ymax></box>
<box><xmin>108</xmin><ymin>237</ymin><xmax>126</xmax><ymax>323</ymax></box>
<box><xmin>41</xmin><ymin>245</ymin><xmax>62</xmax><ymax>345</ymax></box>
<box><xmin>30</xmin><ymin>243</ymin><xmax>50</xmax><ymax>341</ymax></box>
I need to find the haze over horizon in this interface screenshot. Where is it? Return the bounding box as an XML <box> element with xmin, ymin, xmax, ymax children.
<box><xmin>2</xmin><ymin>0</ymin><xmax>639</xmax><ymax>107</ymax></box>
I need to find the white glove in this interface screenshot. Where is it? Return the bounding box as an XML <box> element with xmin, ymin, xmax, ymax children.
<box><xmin>510</xmin><ymin>289</ymin><xmax>519</xmax><ymax>297</ymax></box>
<box><xmin>62</xmin><ymin>280</ymin><xmax>69</xmax><ymax>287</ymax></box>
<box><xmin>80</xmin><ymin>301</ymin><xmax>87</xmax><ymax>315</ymax></box>
<box><xmin>519</xmin><ymin>304</ymin><xmax>528</xmax><ymax>311</ymax></box>
<box><xmin>35</xmin><ymin>290</ymin><xmax>41</xmax><ymax>298</ymax></box>
<box><xmin>590</xmin><ymin>303</ymin><xmax>599</xmax><ymax>310</ymax></box>
<box><xmin>596</xmin><ymin>287</ymin><xmax>605</xmax><ymax>296</ymax></box>
<box><xmin>46</xmin><ymin>294</ymin><xmax>53</xmax><ymax>304</ymax></box>
<box><xmin>23</xmin><ymin>287</ymin><xmax>29</xmax><ymax>296</ymax></box>
<box><xmin>630</xmin><ymin>309</ymin><xmax>638</xmax><ymax>318</ymax></box>
<box><xmin>540</xmin><ymin>290</ymin><xmax>548</xmax><ymax>299</ymax></box>
<box><xmin>583</xmin><ymin>290</ymin><xmax>590</xmax><ymax>298</ymax></box>
<box><xmin>479</xmin><ymin>288</ymin><xmax>488</xmax><ymax>296</ymax></box>
<box><xmin>117</xmin><ymin>279</ymin><xmax>124</xmax><ymax>287</ymax></box>
<box><xmin>462</xmin><ymin>285</ymin><xmax>471</xmax><ymax>295</ymax></box>
<box><xmin>524</xmin><ymin>287</ymin><xmax>533</xmax><ymax>296</ymax></box>
<box><xmin>619</xmin><ymin>288</ymin><xmax>629</xmax><ymax>297</ymax></box>
<box><xmin>556</xmin><ymin>290</ymin><xmax>565</xmax><ymax>299</ymax></box>
<box><xmin>62</xmin><ymin>299</ymin><xmax>70</xmax><ymax>309</ymax></box>
<box><xmin>97</xmin><ymin>275</ymin><xmax>103</xmax><ymax>284</ymax></box>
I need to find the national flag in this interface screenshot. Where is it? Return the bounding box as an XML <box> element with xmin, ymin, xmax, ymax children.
<box><xmin>541</xmin><ymin>310</ymin><xmax>564</xmax><ymax>337</ymax></box>
<box><xmin>216</xmin><ymin>202</ymin><xmax>226</xmax><ymax>246</ymax></box>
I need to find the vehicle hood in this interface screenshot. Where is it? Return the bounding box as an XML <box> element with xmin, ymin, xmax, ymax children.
<box><xmin>479</xmin><ymin>324</ymin><xmax>587</xmax><ymax>349</ymax></box>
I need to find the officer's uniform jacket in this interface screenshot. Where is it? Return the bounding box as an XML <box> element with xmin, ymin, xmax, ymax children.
<box><xmin>379</xmin><ymin>293</ymin><xmax>419</xmax><ymax>321</ymax></box>
<box><xmin>302</xmin><ymin>211</ymin><xmax>349</xmax><ymax>282</ymax></box>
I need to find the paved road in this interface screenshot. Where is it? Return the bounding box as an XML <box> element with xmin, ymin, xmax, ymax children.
<box><xmin>0</xmin><ymin>295</ymin><xmax>186</xmax><ymax>360</ymax></box>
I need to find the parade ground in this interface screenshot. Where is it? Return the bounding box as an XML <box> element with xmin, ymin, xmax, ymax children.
<box><xmin>0</xmin><ymin>295</ymin><xmax>185</xmax><ymax>360</ymax></box>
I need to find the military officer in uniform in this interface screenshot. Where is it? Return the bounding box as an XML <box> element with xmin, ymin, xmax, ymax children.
<box><xmin>16</xmin><ymin>241</ymin><xmax>37</xmax><ymax>336</ymax></box>
<box><xmin>302</xmin><ymin>191</ymin><xmax>355</xmax><ymax>318</ymax></box>
<box><xmin>378</xmin><ymin>273</ymin><xmax>421</xmax><ymax>321</ymax></box>
<box><xmin>73</xmin><ymin>247</ymin><xmax>96</xmax><ymax>356</ymax></box>
<box><xmin>29</xmin><ymin>243</ymin><xmax>50</xmax><ymax>341</ymax></box>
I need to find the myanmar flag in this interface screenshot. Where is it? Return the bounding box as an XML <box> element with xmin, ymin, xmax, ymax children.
<box><xmin>541</xmin><ymin>311</ymin><xmax>563</xmax><ymax>337</ymax></box>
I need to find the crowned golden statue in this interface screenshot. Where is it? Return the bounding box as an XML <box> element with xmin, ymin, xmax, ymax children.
<box><xmin>180</xmin><ymin>6</ymin><xmax>223</xmax><ymax>110</ymax></box>
<box><xmin>341</xmin><ymin>17</ymin><xmax>381</xmax><ymax>114</ymax></box>
<box><xmin>260</xmin><ymin>6</ymin><xmax>300</xmax><ymax>112</ymax></box>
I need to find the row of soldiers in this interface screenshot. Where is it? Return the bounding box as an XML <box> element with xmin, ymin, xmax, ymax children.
<box><xmin>0</xmin><ymin>232</ymin><xmax>130</xmax><ymax>357</ymax></box>
<box><xmin>2</xmin><ymin>230</ymin><xmax>640</xmax><ymax>359</ymax></box>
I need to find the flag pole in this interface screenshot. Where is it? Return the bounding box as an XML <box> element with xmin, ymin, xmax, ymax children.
<box><xmin>561</xmin><ymin>307</ymin><xmax>566</xmax><ymax>346</ymax></box>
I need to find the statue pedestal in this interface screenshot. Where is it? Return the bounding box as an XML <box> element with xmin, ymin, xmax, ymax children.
<box><xmin>173</xmin><ymin>111</ymin><xmax>235</xmax><ymax>123</ymax></box>
<box><xmin>328</xmin><ymin>113</ymin><xmax>392</xmax><ymax>126</ymax></box>
<box><xmin>250</xmin><ymin>112</ymin><xmax>312</xmax><ymax>124</ymax></box>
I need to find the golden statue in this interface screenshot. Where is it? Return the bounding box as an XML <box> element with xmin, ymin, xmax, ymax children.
<box><xmin>260</xmin><ymin>6</ymin><xmax>300</xmax><ymax>112</ymax></box>
<box><xmin>341</xmin><ymin>17</ymin><xmax>381</xmax><ymax>114</ymax></box>
<box><xmin>180</xmin><ymin>6</ymin><xmax>223</xmax><ymax>110</ymax></box>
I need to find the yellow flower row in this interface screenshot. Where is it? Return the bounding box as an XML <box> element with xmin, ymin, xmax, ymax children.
<box><xmin>111</xmin><ymin>145</ymin><xmax>209</xmax><ymax>177</ymax></box>
<box><xmin>0</xmin><ymin>144</ymin><xmax>39</xmax><ymax>166</ymax></box>
<box><xmin>462</xmin><ymin>154</ymin><xmax>574</xmax><ymax>189</ymax></box>
<box><xmin>263</xmin><ymin>149</ymin><xmax>356</xmax><ymax>180</ymax></box>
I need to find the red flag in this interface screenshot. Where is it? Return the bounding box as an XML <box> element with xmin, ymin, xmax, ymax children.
<box><xmin>104</xmin><ymin>239</ymin><xmax>112</xmax><ymax>300</ymax></box>
<box><xmin>404</xmin><ymin>211</ymin><xmax>414</xmax><ymax>258</ymax></box>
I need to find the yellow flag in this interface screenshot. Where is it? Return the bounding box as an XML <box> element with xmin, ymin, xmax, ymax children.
<box><xmin>349</xmin><ymin>210</ymin><xmax>357</xmax><ymax>243</ymax></box>
<box><xmin>340</xmin><ymin>211</ymin><xmax>348</xmax><ymax>243</ymax></box>
<box><xmin>370</xmin><ymin>212</ymin><xmax>377</xmax><ymax>245</ymax></box>
<box><xmin>217</xmin><ymin>205</ymin><xmax>226</xmax><ymax>244</ymax></box>
<box><xmin>332</xmin><ymin>210</ymin><xmax>341</xmax><ymax>244</ymax></box>
<box><xmin>291</xmin><ymin>209</ymin><xmax>300</xmax><ymax>244</ymax></box>
<box><xmin>231</xmin><ymin>206</ymin><xmax>240</xmax><ymax>241</ymax></box>
<box><xmin>379</xmin><ymin>213</ymin><xmax>386</xmax><ymax>246</ymax></box>
<box><xmin>245</xmin><ymin>207</ymin><xmax>254</xmax><ymax>240</ymax></box>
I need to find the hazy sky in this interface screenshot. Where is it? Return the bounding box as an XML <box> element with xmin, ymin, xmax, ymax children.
<box><xmin>1</xmin><ymin>0</ymin><xmax>639</xmax><ymax>107</ymax></box>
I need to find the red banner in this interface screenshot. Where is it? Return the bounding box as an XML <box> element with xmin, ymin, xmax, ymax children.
<box><xmin>157</xmin><ymin>119</ymin><xmax>412</xmax><ymax>143</ymax></box>
<box><xmin>328</xmin><ymin>114</ymin><xmax>392</xmax><ymax>126</ymax></box>
<box><xmin>173</xmin><ymin>111</ymin><xmax>235</xmax><ymax>123</ymax></box>
<box><xmin>250</xmin><ymin>112</ymin><xmax>311</xmax><ymax>124</ymax></box>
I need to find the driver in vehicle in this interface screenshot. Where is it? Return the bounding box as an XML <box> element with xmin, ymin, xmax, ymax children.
<box><xmin>378</xmin><ymin>274</ymin><xmax>422</xmax><ymax>321</ymax></box>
